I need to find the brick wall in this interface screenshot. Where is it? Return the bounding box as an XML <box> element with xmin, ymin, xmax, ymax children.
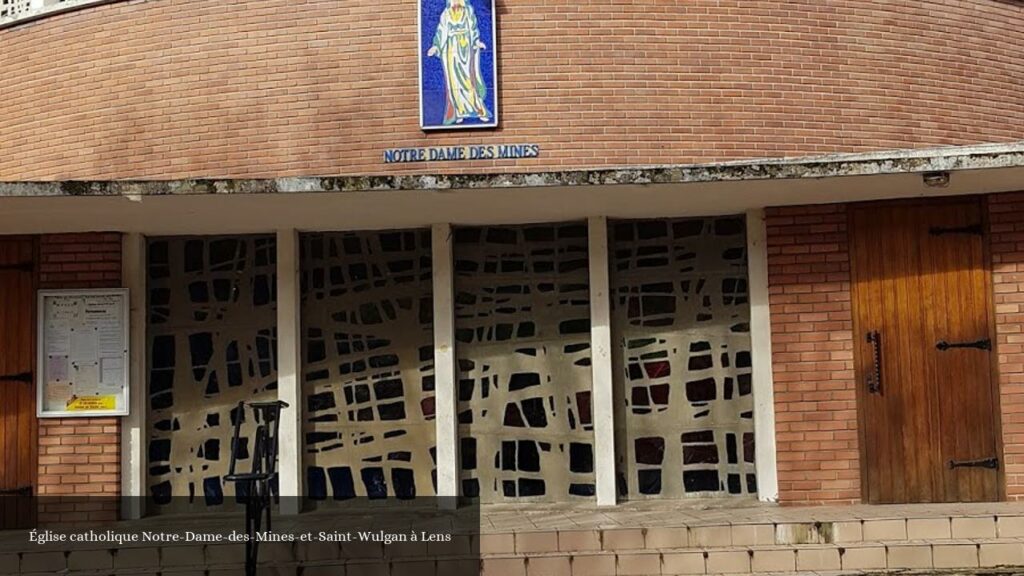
<box><xmin>989</xmin><ymin>193</ymin><xmax>1024</xmax><ymax>500</ymax></box>
<box><xmin>766</xmin><ymin>204</ymin><xmax>860</xmax><ymax>504</ymax></box>
<box><xmin>36</xmin><ymin>232</ymin><xmax>122</xmax><ymax>524</ymax></box>
<box><xmin>1</xmin><ymin>0</ymin><xmax>1023</xmax><ymax>180</ymax></box>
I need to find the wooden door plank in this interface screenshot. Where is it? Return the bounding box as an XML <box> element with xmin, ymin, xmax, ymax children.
<box><xmin>851</xmin><ymin>206</ymin><xmax>911</xmax><ymax>503</ymax></box>
<box><xmin>920</xmin><ymin>202</ymin><xmax>955</xmax><ymax>502</ymax></box>
<box><xmin>960</xmin><ymin>203</ymin><xmax>999</xmax><ymax>501</ymax></box>
<box><xmin>882</xmin><ymin>206</ymin><xmax>910</xmax><ymax>503</ymax></box>
<box><xmin>953</xmin><ymin>204</ymin><xmax>983</xmax><ymax>501</ymax></box>
<box><xmin>1</xmin><ymin>240</ymin><xmax>13</xmax><ymax>495</ymax></box>
<box><xmin>935</xmin><ymin>202</ymin><xmax>970</xmax><ymax>502</ymax></box>
<box><xmin>850</xmin><ymin>206</ymin><xmax>878</xmax><ymax>502</ymax></box>
<box><xmin>915</xmin><ymin>203</ymin><xmax>947</xmax><ymax>502</ymax></box>
<box><xmin>0</xmin><ymin>237</ymin><xmax>38</xmax><ymax>528</ymax></box>
<box><xmin>943</xmin><ymin>201</ymin><xmax>997</xmax><ymax>502</ymax></box>
<box><xmin>1</xmin><ymin>240</ymin><xmax>15</xmax><ymax>528</ymax></box>
<box><xmin>898</xmin><ymin>205</ymin><xmax>937</xmax><ymax>502</ymax></box>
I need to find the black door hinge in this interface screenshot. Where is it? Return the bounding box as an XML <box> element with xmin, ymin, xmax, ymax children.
<box><xmin>0</xmin><ymin>486</ymin><xmax>32</xmax><ymax>496</ymax></box>
<box><xmin>0</xmin><ymin>372</ymin><xmax>32</xmax><ymax>383</ymax></box>
<box><xmin>936</xmin><ymin>339</ymin><xmax>991</xmax><ymax>351</ymax></box>
<box><xmin>0</xmin><ymin>261</ymin><xmax>33</xmax><ymax>272</ymax></box>
<box><xmin>949</xmin><ymin>457</ymin><xmax>999</xmax><ymax>470</ymax></box>
<box><xmin>929</xmin><ymin>223</ymin><xmax>983</xmax><ymax>236</ymax></box>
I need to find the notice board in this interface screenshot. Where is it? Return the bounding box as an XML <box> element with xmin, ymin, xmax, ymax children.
<box><xmin>37</xmin><ymin>289</ymin><xmax>129</xmax><ymax>417</ymax></box>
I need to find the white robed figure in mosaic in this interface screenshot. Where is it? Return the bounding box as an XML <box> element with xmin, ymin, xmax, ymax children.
<box><xmin>426</xmin><ymin>0</ymin><xmax>491</xmax><ymax>125</ymax></box>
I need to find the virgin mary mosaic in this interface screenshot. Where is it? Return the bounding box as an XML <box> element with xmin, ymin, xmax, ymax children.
<box><xmin>419</xmin><ymin>0</ymin><xmax>498</xmax><ymax>129</ymax></box>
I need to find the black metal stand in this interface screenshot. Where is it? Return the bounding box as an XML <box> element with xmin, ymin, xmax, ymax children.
<box><xmin>224</xmin><ymin>400</ymin><xmax>289</xmax><ymax>576</ymax></box>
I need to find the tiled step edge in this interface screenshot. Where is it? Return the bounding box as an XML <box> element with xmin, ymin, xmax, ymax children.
<box><xmin>483</xmin><ymin>516</ymin><xmax>1024</xmax><ymax>554</ymax></box>
<box><xmin>480</xmin><ymin>539</ymin><xmax>1024</xmax><ymax>575</ymax></box>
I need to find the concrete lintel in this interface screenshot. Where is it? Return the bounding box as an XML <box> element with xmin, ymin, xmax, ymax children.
<box><xmin>2</xmin><ymin>141</ymin><xmax>1023</xmax><ymax>198</ymax></box>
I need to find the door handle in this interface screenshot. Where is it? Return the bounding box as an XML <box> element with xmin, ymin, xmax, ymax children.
<box><xmin>866</xmin><ymin>331</ymin><xmax>882</xmax><ymax>394</ymax></box>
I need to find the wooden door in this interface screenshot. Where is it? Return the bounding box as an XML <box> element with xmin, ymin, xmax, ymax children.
<box><xmin>0</xmin><ymin>237</ymin><xmax>37</xmax><ymax>528</ymax></box>
<box><xmin>851</xmin><ymin>199</ymin><xmax>1000</xmax><ymax>503</ymax></box>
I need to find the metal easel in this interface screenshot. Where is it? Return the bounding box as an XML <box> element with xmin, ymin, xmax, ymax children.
<box><xmin>224</xmin><ymin>400</ymin><xmax>289</xmax><ymax>576</ymax></box>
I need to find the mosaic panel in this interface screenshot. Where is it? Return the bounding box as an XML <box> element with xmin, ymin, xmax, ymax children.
<box><xmin>0</xmin><ymin>0</ymin><xmax>30</xmax><ymax>19</ymax></box>
<box><xmin>147</xmin><ymin>235</ymin><xmax>278</xmax><ymax>509</ymax></box>
<box><xmin>610</xmin><ymin>217</ymin><xmax>755</xmax><ymax>499</ymax></box>
<box><xmin>455</xmin><ymin>223</ymin><xmax>595</xmax><ymax>503</ymax></box>
<box><xmin>301</xmin><ymin>231</ymin><xmax>436</xmax><ymax>501</ymax></box>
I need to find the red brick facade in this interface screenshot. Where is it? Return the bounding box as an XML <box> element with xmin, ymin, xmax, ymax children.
<box><xmin>766</xmin><ymin>204</ymin><xmax>859</xmax><ymax>504</ymax></box>
<box><xmin>1</xmin><ymin>0</ymin><xmax>1023</xmax><ymax>180</ymax></box>
<box><xmin>36</xmin><ymin>232</ymin><xmax>122</xmax><ymax>524</ymax></box>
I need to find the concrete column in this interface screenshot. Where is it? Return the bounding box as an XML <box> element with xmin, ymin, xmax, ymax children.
<box><xmin>746</xmin><ymin>209</ymin><xmax>779</xmax><ymax>502</ymax></box>
<box><xmin>432</xmin><ymin>223</ymin><xmax>459</xmax><ymax>508</ymax></box>
<box><xmin>120</xmin><ymin>233</ymin><xmax>146</xmax><ymax>520</ymax></box>
<box><xmin>588</xmin><ymin>216</ymin><xmax>617</xmax><ymax>506</ymax></box>
<box><xmin>276</xmin><ymin>229</ymin><xmax>303</xmax><ymax>514</ymax></box>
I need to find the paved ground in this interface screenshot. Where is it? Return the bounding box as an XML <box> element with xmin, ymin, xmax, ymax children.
<box><xmin>4</xmin><ymin>498</ymin><xmax>1024</xmax><ymax>551</ymax></box>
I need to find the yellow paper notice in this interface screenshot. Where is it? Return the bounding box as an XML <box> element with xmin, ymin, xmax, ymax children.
<box><xmin>66</xmin><ymin>395</ymin><xmax>116</xmax><ymax>412</ymax></box>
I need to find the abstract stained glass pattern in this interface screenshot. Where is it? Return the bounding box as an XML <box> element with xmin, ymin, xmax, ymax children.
<box><xmin>147</xmin><ymin>236</ymin><xmax>278</xmax><ymax>509</ymax></box>
<box><xmin>611</xmin><ymin>217</ymin><xmax>756</xmax><ymax>499</ymax></box>
<box><xmin>301</xmin><ymin>231</ymin><xmax>436</xmax><ymax>501</ymax></box>
<box><xmin>455</xmin><ymin>224</ymin><xmax>595</xmax><ymax>503</ymax></box>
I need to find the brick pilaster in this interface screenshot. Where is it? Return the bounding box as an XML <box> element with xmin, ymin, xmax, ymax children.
<box><xmin>36</xmin><ymin>232</ymin><xmax>123</xmax><ymax>524</ymax></box>
<box><xmin>765</xmin><ymin>204</ymin><xmax>859</xmax><ymax>504</ymax></box>
<box><xmin>989</xmin><ymin>193</ymin><xmax>1024</xmax><ymax>500</ymax></box>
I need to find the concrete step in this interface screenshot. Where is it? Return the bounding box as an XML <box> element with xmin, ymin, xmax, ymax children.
<box><xmin>8</xmin><ymin>538</ymin><xmax>1024</xmax><ymax>575</ymax></box>
<box><xmin>482</xmin><ymin>515</ymin><xmax>1024</xmax><ymax>555</ymax></box>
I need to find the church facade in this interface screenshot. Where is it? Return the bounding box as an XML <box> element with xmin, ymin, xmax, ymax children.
<box><xmin>1</xmin><ymin>0</ymin><xmax>1024</xmax><ymax>526</ymax></box>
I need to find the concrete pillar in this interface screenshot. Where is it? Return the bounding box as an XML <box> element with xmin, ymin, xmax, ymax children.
<box><xmin>276</xmin><ymin>229</ymin><xmax>303</xmax><ymax>514</ymax></box>
<box><xmin>120</xmin><ymin>232</ymin><xmax>146</xmax><ymax>520</ymax></box>
<box><xmin>588</xmin><ymin>216</ymin><xmax>617</xmax><ymax>506</ymax></box>
<box><xmin>432</xmin><ymin>223</ymin><xmax>459</xmax><ymax>508</ymax></box>
<box><xmin>746</xmin><ymin>209</ymin><xmax>779</xmax><ymax>502</ymax></box>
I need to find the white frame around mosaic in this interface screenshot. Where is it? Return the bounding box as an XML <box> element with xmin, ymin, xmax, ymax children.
<box><xmin>114</xmin><ymin>212</ymin><xmax>780</xmax><ymax>518</ymax></box>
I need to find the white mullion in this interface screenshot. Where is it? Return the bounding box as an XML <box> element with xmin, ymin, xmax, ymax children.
<box><xmin>746</xmin><ymin>209</ymin><xmax>780</xmax><ymax>502</ymax></box>
<box><xmin>120</xmin><ymin>232</ymin><xmax>146</xmax><ymax>519</ymax></box>
<box><xmin>588</xmin><ymin>216</ymin><xmax>617</xmax><ymax>506</ymax></box>
<box><xmin>432</xmin><ymin>223</ymin><xmax>459</xmax><ymax>508</ymax></box>
<box><xmin>276</xmin><ymin>229</ymin><xmax>304</xmax><ymax>514</ymax></box>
